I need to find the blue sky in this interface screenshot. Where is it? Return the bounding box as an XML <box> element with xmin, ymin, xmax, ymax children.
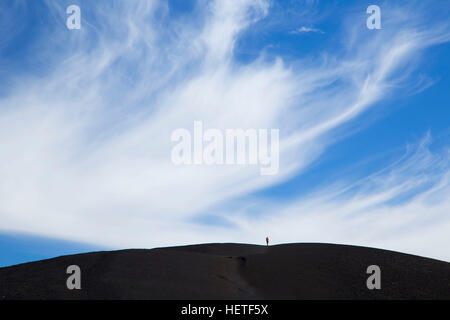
<box><xmin>0</xmin><ymin>0</ymin><xmax>449</xmax><ymax>267</ymax></box>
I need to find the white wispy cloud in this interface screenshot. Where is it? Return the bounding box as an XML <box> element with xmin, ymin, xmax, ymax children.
<box><xmin>290</xmin><ymin>26</ymin><xmax>324</xmax><ymax>34</ymax></box>
<box><xmin>0</xmin><ymin>0</ymin><xmax>449</xmax><ymax>260</ymax></box>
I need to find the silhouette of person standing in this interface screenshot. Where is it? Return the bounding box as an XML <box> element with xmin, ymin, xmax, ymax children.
<box><xmin>266</xmin><ymin>236</ymin><xmax>269</xmax><ymax>246</ymax></box>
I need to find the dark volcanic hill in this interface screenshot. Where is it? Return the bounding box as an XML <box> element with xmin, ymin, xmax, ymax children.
<box><xmin>0</xmin><ymin>243</ymin><xmax>449</xmax><ymax>299</ymax></box>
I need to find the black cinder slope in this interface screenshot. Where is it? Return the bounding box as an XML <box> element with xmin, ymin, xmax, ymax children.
<box><xmin>0</xmin><ymin>243</ymin><xmax>448</xmax><ymax>299</ymax></box>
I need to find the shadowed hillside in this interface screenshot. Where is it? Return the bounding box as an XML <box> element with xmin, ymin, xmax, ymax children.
<box><xmin>0</xmin><ymin>243</ymin><xmax>449</xmax><ymax>299</ymax></box>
